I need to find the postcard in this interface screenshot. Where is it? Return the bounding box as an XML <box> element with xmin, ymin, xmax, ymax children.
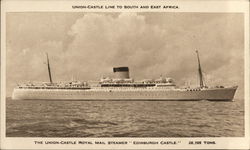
<box><xmin>1</xmin><ymin>0</ymin><xmax>249</xmax><ymax>149</ymax></box>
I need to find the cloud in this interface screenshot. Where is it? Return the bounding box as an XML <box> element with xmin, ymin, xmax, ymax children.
<box><xmin>6</xmin><ymin>12</ymin><xmax>244</xmax><ymax>98</ymax></box>
<box><xmin>61</xmin><ymin>13</ymin><xmax>167</xmax><ymax>79</ymax></box>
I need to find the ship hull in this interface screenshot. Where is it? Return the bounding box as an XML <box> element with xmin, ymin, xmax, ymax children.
<box><xmin>12</xmin><ymin>87</ymin><xmax>237</xmax><ymax>101</ymax></box>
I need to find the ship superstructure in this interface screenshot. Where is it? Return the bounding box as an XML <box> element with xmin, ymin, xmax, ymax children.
<box><xmin>12</xmin><ymin>51</ymin><xmax>237</xmax><ymax>101</ymax></box>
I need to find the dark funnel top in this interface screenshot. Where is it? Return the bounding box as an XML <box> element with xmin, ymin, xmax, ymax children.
<box><xmin>113</xmin><ymin>67</ymin><xmax>129</xmax><ymax>72</ymax></box>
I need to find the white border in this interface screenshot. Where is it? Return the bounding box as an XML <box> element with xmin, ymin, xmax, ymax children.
<box><xmin>1</xmin><ymin>0</ymin><xmax>249</xmax><ymax>149</ymax></box>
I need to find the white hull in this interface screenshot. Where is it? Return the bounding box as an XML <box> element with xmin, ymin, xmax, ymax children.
<box><xmin>12</xmin><ymin>87</ymin><xmax>237</xmax><ymax>101</ymax></box>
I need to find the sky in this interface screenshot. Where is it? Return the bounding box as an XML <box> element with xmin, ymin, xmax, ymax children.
<box><xmin>6</xmin><ymin>12</ymin><xmax>244</xmax><ymax>98</ymax></box>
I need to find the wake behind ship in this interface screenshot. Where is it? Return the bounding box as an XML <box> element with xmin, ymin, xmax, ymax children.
<box><xmin>12</xmin><ymin>51</ymin><xmax>237</xmax><ymax>101</ymax></box>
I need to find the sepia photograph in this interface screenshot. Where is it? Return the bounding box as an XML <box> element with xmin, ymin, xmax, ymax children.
<box><xmin>1</xmin><ymin>0</ymin><xmax>249</xmax><ymax>149</ymax></box>
<box><xmin>6</xmin><ymin>12</ymin><xmax>244</xmax><ymax>137</ymax></box>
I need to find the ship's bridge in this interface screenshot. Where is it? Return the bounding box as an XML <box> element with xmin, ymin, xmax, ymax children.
<box><xmin>100</xmin><ymin>77</ymin><xmax>175</xmax><ymax>88</ymax></box>
<box><xmin>99</xmin><ymin>67</ymin><xmax>175</xmax><ymax>88</ymax></box>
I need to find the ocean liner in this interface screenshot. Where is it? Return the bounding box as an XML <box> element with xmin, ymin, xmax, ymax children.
<box><xmin>12</xmin><ymin>51</ymin><xmax>237</xmax><ymax>101</ymax></box>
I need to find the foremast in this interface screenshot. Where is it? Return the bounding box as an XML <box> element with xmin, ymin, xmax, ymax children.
<box><xmin>196</xmin><ymin>50</ymin><xmax>205</xmax><ymax>88</ymax></box>
<box><xmin>46</xmin><ymin>53</ymin><xmax>53</xmax><ymax>83</ymax></box>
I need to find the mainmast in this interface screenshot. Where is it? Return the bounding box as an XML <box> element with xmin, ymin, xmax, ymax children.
<box><xmin>46</xmin><ymin>53</ymin><xmax>53</xmax><ymax>83</ymax></box>
<box><xmin>196</xmin><ymin>50</ymin><xmax>204</xmax><ymax>88</ymax></box>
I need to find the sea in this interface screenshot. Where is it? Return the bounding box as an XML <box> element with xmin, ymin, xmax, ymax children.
<box><xmin>6</xmin><ymin>98</ymin><xmax>244</xmax><ymax>137</ymax></box>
